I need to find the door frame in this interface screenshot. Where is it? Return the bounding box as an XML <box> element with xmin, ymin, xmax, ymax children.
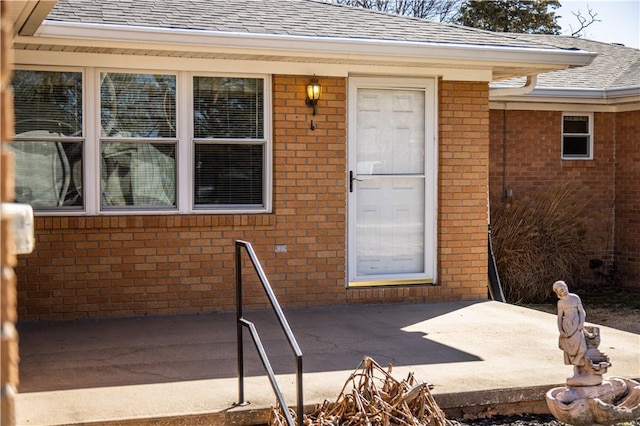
<box><xmin>347</xmin><ymin>76</ymin><xmax>438</xmax><ymax>287</ymax></box>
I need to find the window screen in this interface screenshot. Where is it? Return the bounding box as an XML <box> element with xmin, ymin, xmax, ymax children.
<box><xmin>562</xmin><ymin>115</ymin><xmax>591</xmax><ymax>159</ymax></box>
<box><xmin>100</xmin><ymin>73</ymin><xmax>177</xmax><ymax>209</ymax></box>
<box><xmin>193</xmin><ymin>76</ymin><xmax>265</xmax><ymax>208</ymax></box>
<box><xmin>12</xmin><ymin>70</ymin><xmax>84</xmax><ymax>209</ymax></box>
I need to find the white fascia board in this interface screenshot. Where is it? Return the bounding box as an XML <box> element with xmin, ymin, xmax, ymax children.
<box><xmin>527</xmin><ymin>86</ymin><xmax>640</xmax><ymax>99</ymax></box>
<box><xmin>34</xmin><ymin>21</ymin><xmax>596</xmax><ymax>69</ymax></box>
<box><xmin>596</xmin><ymin>86</ymin><xmax>640</xmax><ymax>99</ymax></box>
<box><xmin>489</xmin><ymin>100</ymin><xmax>640</xmax><ymax>113</ymax></box>
<box><xmin>489</xmin><ymin>86</ymin><xmax>640</xmax><ymax>104</ymax></box>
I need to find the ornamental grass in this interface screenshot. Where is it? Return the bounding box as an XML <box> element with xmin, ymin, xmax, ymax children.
<box><xmin>490</xmin><ymin>182</ymin><xmax>592</xmax><ymax>304</ymax></box>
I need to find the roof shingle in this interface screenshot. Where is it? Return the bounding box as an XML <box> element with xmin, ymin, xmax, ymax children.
<box><xmin>508</xmin><ymin>34</ymin><xmax>640</xmax><ymax>90</ymax></box>
<box><xmin>46</xmin><ymin>0</ymin><xmax>566</xmax><ymax>51</ymax></box>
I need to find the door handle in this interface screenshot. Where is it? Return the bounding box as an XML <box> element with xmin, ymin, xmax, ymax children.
<box><xmin>349</xmin><ymin>171</ymin><xmax>362</xmax><ymax>192</ymax></box>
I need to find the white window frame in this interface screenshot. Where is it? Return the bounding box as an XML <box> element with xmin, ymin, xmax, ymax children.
<box><xmin>14</xmin><ymin>66</ymin><xmax>272</xmax><ymax>216</ymax></box>
<box><xmin>187</xmin><ymin>73</ymin><xmax>272</xmax><ymax>214</ymax></box>
<box><xmin>561</xmin><ymin>112</ymin><xmax>593</xmax><ymax>160</ymax></box>
<box><xmin>97</xmin><ymin>69</ymin><xmax>180</xmax><ymax>213</ymax></box>
<box><xmin>12</xmin><ymin>66</ymin><xmax>87</xmax><ymax>214</ymax></box>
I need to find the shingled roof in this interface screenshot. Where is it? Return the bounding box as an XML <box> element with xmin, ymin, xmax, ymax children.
<box><xmin>15</xmin><ymin>0</ymin><xmax>598</xmax><ymax>81</ymax></box>
<box><xmin>493</xmin><ymin>35</ymin><xmax>640</xmax><ymax>91</ymax></box>
<box><xmin>46</xmin><ymin>0</ymin><xmax>560</xmax><ymax>50</ymax></box>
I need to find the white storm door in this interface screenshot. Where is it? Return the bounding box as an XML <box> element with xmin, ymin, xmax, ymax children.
<box><xmin>348</xmin><ymin>77</ymin><xmax>436</xmax><ymax>287</ymax></box>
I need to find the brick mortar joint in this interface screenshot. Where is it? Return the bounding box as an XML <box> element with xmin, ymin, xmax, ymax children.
<box><xmin>34</xmin><ymin>214</ymin><xmax>277</xmax><ymax>230</ymax></box>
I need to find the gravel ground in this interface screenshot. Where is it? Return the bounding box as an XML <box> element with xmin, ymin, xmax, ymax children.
<box><xmin>454</xmin><ymin>414</ymin><xmax>563</xmax><ymax>425</ymax></box>
<box><xmin>454</xmin><ymin>413</ymin><xmax>640</xmax><ymax>425</ymax></box>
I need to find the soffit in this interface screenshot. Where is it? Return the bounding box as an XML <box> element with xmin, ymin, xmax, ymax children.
<box><xmin>12</xmin><ymin>40</ymin><xmax>565</xmax><ymax>81</ymax></box>
<box><xmin>4</xmin><ymin>1</ymin><xmax>56</xmax><ymax>36</ymax></box>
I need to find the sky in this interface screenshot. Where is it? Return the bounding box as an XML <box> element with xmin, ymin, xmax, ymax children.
<box><xmin>555</xmin><ymin>0</ymin><xmax>640</xmax><ymax>48</ymax></box>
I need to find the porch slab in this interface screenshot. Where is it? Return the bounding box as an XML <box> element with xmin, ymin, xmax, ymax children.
<box><xmin>15</xmin><ymin>301</ymin><xmax>640</xmax><ymax>425</ymax></box>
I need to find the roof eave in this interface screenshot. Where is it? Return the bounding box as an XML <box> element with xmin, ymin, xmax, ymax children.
<box><xmin>489</xmin><ymin>86</ymin><xmax>640</xmax><ymax>105</ymax></box>
<box><xmin>4</xmin><ymin>0</ymin><xmax>57</xmax><ymax>36</ymax></box>
<box><xmin>33</xmin><ymin>21</ymin><xmax>597</xmax><ymax>72</ymax></box>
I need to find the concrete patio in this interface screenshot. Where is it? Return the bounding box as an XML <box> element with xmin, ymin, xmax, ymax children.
<box><xmin>15</xmin><ymin>301</ymin><xmax>640</xmax><ymax>425</ymax></box>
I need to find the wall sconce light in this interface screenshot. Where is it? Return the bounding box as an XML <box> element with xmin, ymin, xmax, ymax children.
<box><xmin>305</xmin><ymin>77</ymin><xmax>321</xmax><ymax>115</ymax></box>
<box><xmin>305</xmin><ymin>77</ymin><xmax>321</xmax><ymax>130</ymax></box>
<box><xmin>305</xmin><ymin>76</ymin><xmax>321</xmax><ymax>114</ymax></box>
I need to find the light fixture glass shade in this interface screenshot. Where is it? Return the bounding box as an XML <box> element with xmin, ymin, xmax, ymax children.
<box><xmin>306</xmin><ymin>81</ymin><xmax>321</xmax><ymax>101</ymax></box>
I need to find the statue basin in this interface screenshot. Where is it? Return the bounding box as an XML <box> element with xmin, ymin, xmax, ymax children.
<box><xmin>546</xmin><ymin>377</ymin><xmax>640</xmax><ymax>426</ymax></box>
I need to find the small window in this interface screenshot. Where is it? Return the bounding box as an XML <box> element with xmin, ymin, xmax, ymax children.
<box><xmin>193</xmin><ymin>76</ymin><xmax>265</xmax><ymax>209</ymax></box>
<box><xmin>562</xmin><ymin>113</ymin><xmax>593</xmax><ymax>159</ymax></box>
<box><xmin>11</xmin><ymin>70</ymin><xmax>84</xmax><ymax>210</ymax></box>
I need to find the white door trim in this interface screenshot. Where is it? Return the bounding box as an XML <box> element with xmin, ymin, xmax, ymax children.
<box><xmin>347</xmin><ymin>76</ymin><xmax>438</xmax><ymax>287</ymax></box>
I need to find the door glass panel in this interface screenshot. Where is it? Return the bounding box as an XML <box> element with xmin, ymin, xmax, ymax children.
<box><xmin>356</xmin><ymin>89</ymin><xmax>424</xmax><ymax>175</ymax></box>
<box><xmin>357</xmin><ymin>177</ymin><xmax>425</xmax><ymax>275</ymax></box>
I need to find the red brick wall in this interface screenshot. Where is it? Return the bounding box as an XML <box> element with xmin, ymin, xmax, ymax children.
<box><xmin>269</xmin><ymin>75</ymin><xmax>347</xmax><ymax>307</ymax></box>
<box><xmin>438</xmin><ymin>81</ymin><xmax>490</xmax><ymax>300</ymax></box>
<box><xmin>16</xmin><ymin>76</ymin><xmax>490</xmax><ymax>320</ymax></box>
<box><xmin>614</xmin><ymin>110</ymin><xmax>640</xmax><ymax>287</ymax></box>
<box><xmin>489</xmin><ymin>109</ymin><xmax>619</xmax><ymax>284</ymax></box>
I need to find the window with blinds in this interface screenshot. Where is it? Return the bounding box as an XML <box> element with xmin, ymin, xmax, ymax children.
<box><xmin>100</xmin><ymin>72</ymin><xmax>177</xmax><ymax>209</ymax></box>
<box><xmin>11</xmin><ymin>70</ymin><xmax>84</xmax><ymax>210</ymax></box>
<box><xmin>12</xmin><ymin>69</ymin><xmax>270</xmax><ymax>214</ymax></box>
<box><xmin>193</xmin><ymin>76</ymin><xmax>265</xmax><ymax>208</ymax></box>
<box><xmin>562</xmin><ymin>113</ymin><xmax>592</xmax><ymax>159</ymax></box>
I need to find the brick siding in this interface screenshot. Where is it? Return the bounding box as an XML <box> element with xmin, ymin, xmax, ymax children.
<box><xmin>614</xmin><ymin>110</ymin><xmax>640</xmax><ymax>287</ymax></box>
<box><xmin>489</xmin><ymin>109</ymin><xmax>639</xmax><ymax>287</ymax></box>
<box><xmin>16</xmin><ymin>76</ymin><xmax>490</xmax><ymax>320</ymax></box>
<box><xmin>438</xmin><ymin>81</ymin><xmax>490</xmax><ymax>300</ymax></box>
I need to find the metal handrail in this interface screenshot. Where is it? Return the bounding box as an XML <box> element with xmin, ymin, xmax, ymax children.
<box><xmin>235</xmin><ymin>240</ymin><xmax>303</xmax><ymax>426</ymax></box>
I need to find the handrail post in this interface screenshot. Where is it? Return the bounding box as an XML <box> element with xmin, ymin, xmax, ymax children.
<box><xmin>235</xmin><ymin>242</ymin><xmax>246</xmax><ymax>406</ymax></box>
<box><xmin>297</xmin><ymin>355</ymin><xmax>303</xmax><ymax>423</ymax></box>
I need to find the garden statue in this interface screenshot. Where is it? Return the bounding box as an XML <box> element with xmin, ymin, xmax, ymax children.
<box><xmin>552</xmin><ymin>280</ymin><xmax>608</xmax><ymax>386</ymax></box>
<box><xmin>546</xmin><ymin>280</ymin><xmax>640</xmax><ymax>426</ymax></box>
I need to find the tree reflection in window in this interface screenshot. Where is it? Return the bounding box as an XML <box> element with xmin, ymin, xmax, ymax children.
<box><xmin>101</xmin><ymin>142</ymin><xmax>176</xmax><ymax>207</ymax></box>
<box><xmin>12</xmin><ymin>70</ymin><xmax>83</xmax><ymax>209</ymax></box>
<box><xmin>193</xmin><ymin>77</ymin><xmax>263</xmax><ymax>139</ymax></box>
<box><xmin>100</xmin><ymin>73</ymin><xmax>177</xmax><ymax>208</ymax></box>
<box><xmin>101</xmin><ymin>73</ymin><xmax>176</xmax><ymax>138</ymax></box>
